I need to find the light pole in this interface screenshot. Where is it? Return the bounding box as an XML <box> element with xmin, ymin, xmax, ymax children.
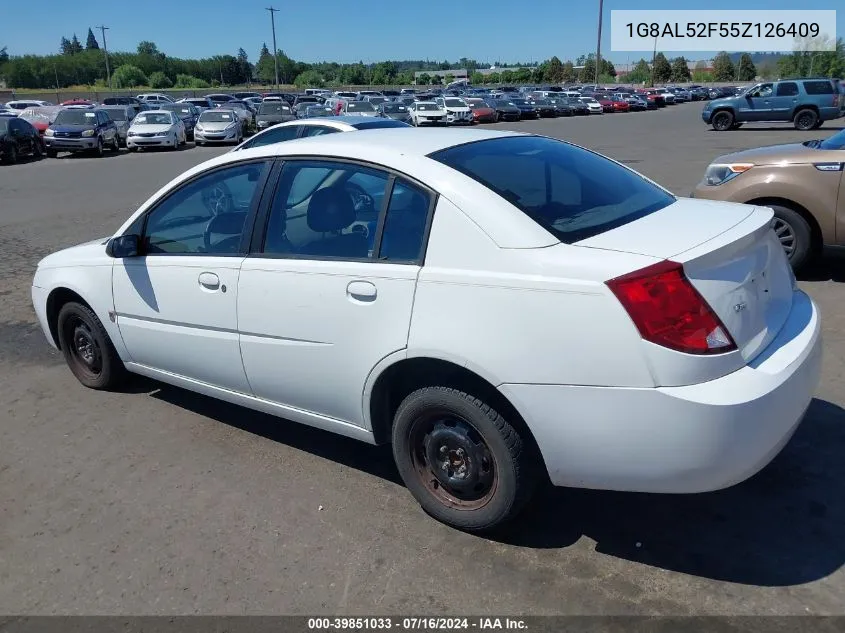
<box><xmin>266</xmin><ymin>6</ymin><xmax>280</xmax><ymax>90</ymax></box>
<box><xmin>650</xmin><ymin>35</ymin><xmax>657</xmax><ymax>87</ymax></box>
<box><xmin>594</xmin><ymin>0</ymin><xmax>604</xmax><ymax>86</ymax></box>
<box><xmin>97</xmin><ymin>25</ymin><xmax>111</xmax><ymax>91</ymax></box>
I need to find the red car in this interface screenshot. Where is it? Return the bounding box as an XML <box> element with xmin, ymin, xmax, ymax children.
<box><xmin>596</xmin><ymin>97</ymin><xmax>615</xmax><ymax>113</ymax></box>
<box><xmin>466</xmin><ymin>99</ymin><xmax>497</xmax><ymax>123</ymax></box>
<box><xmin>609</xmin><ymin>96</ymin><xmax>630</xmax><ymax>112</ymax></box>
<box><xmin>17</xmin><ymin>106</ymin><xmax>63</xmax><ymax>135</ymax></box>
<box><xmin>636</xmin><ymin>90</ymin><xmax>665</xmax><ymax>107</ymax></box>
<box><xmin>60</xmin><ymin>99</ymin><xmax>95</xmax><ymax>107</ymax></box>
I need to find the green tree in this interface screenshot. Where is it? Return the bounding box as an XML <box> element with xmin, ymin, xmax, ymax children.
<box><xmin>561</xmin><ymin>61</ymin><xmax>574</xmax><ymax>82</ymax></box>
<box><xmin>416</xmin><ymin>72</ymin><xmax>431</xmax><ymax>85</ymax></box>
<box><xmin>514</xmin><ymin>67</ymin><xmax>532</xmax><ymax>82</ymax></box>
<box><xmin>500</xmin><ymin>70</ymin><xmax>514</xmax><ymax>83</ymax></box>
<box><xmin>444</xmin><ymin>73</ymin><xmax>455</xmax><ymax>84</ymax></box>
<box><xmin>86</xmin><ymin>28</ymin><xmax>99</xmax><ymax>50</ymax></box>
<box><xmin>60</xmin><ymin>37</ymin><xmax>72</xmax><ymax>55</ymax></box>
<box><xmin>255</xmin><ymin>43</ymin><xmax>275</xmax><ymax>83</ymax></box>
<box><xmin>486</xmin><ymin>72</ymin><xmax>500</xmax><ymax>84</ymax></box>
<box><xmin>652</xmin><ymin>53</ymin><xmax>672</xmax><ymax>83</ymax></box>
<box><xmin>236</xmin><ymin>48</ymin><xmax>251</xmax><ymax>84</ymax></box>
<box><xmin>148</xmin><ymin>71</ymin><xmax>172</xmax><ymax>89</ymax></box>
<box><xmin>470</xmin><ymin>71</ymin><xmax>484</xmax><ymax>84</ymax></box>
<box><xmin>0</xmin><ymin>46</ymin><xmax>8</xmax><ymax>65</ymax></box>
<box><xmin>736</xmin><ymin>53</ymin><xmax>756</xmax><ymax>81</ymax></box>
<box><xmin>579</xmin><ymin>57</ymin><xmax>596</xmax><ymax>82</ymax></box>
<box><xmin>545</xmin><ymin>56</ymin><xmax>564</xmax><ymax>83</ymax></box>
<box><xmin>70</xmin><ymin>34</ymin><xmax>83</xmax><ymax>55</ymax></box>
<box><xmin>627</xmin><ymin>58</ymin><xmax>652</xmax><ymax>84</ymax></box>
<box><xmin>137</xmin><ymin>41</ymin><xmax>160</xmax><ymax>56</ymax></box>
<box><xmin>112</xmin><ymin>64</ymin><xmax>148</xmax><ymax>88</ymax></box>
<box><xmin>670</xmin><ymin>57</ymin><xmax>691</xmax><ymax>82</ymax></box>
<box><xmin>294</xmin><ymin>69</ymin><xmax>324</xmax><ymax>88</ymax></box>
<box><xmin>531</xmin><ymin>64</ymin><xmax>547</xmax><ymax>83</ymax></box>
<box><xmin>174</xmin><ymin>73</ymin><xmax>210</xmax><ymax>89</ymax></box>
<box><xmin>692</xmin><ymin>70</ymin><xmax>714</xmax><ymax>82</ymax></box>
<box><xmin>712</xmin><ymin>51</ymin><xmax>735</xmax><ymax>81</ymax></box>
<box><xmin>600</xmin><ymin>59</ymin><xmax>616</xmax><ymax>78</ymax></box>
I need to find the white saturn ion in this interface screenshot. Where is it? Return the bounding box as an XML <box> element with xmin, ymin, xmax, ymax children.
<box><xmin>31</xmin><ymin>129</ymin><xmax>821</xmax><ymax>532</ymax></box>
<box><xmin>126</xmin><ymin>110</ymin><xmax>186</xmax><ymax>151</ymax></box>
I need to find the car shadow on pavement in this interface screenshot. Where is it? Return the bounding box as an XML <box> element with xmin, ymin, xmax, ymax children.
<box><xmin>798</xmin><ymin>253</ymin><xmax>845</xmax><ymax>283</ymax></box>
<box><xmin>709</xmin><ymin>125</ymin><xmax>845</xmax><ymax>132</ymax></box>
<box><xmin>143</xmin><ymin>376</ymin><xmax>845</xmax><ymax>587</ymax></box>
<box><xmin>499</xmin><ymin>397</ymin><xmax>845</xmax><ymax>587</ymax></box>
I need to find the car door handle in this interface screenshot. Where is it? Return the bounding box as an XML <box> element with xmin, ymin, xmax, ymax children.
<box><xmin>347</xmin><ymin>280</ymin><xmax>377</xmax><ymax>302</ymax></box>
<box><xmin>198</xmin><ymin>271</ymin><xmax>220</xmax><ymax>291</ymax></box>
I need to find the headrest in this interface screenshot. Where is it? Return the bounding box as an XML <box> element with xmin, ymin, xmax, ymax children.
<box><xmin>207</xmin><ymin>211</ymin><xmax>247</xmax><ymax>235</ymax></box>
<box><xmin>307</xmin><ymin>187</ymin><xmax>355</xmax><ymax>232</ymax></box>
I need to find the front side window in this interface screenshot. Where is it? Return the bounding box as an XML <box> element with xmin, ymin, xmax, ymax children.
<box><xmin>143</xmin><ymin>162</ymin><xmax>268</xmax><ymax>255</ymax></box>
<box><xmin>430</xmin><ymin>136</ymin><xmax>675</xmax><ymax>244</ymax></box>
<box><xmin>262</xmin><ymin>161</ymin><xmax>390</xmax><ymax>259</ymax></box>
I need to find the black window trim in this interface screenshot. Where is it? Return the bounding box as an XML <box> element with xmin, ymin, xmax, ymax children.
<box><xmin>125</xmin><ymin>158</ymin><xmax>275</xmax><ymax>258</ymax></box>
<box><xmin>248</xmin><ymin>155</ymin><xmax>438</xmax><ymax>266</ymax></box>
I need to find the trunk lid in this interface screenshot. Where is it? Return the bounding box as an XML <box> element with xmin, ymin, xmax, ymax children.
<box><xmin>579</xmin><ymin>199</ymin><xmax>794</xmax><ymax>362</ymax></box>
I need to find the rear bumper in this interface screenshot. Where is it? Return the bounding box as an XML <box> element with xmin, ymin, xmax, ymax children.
<box><xmin>501</xmin><ymin>290</ymin><xmax>822</xmax><ymax>493</ymax></box>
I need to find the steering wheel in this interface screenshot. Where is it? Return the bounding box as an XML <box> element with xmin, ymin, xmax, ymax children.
<box><xmin>201</xmin><ymin>180</ymin><xmax>233</xmax><ymax>217</ymax></box>
<box><xmin>345</xmin><ymin>181</ymin><xmax>375</xmax><ymax>213</ymax></box>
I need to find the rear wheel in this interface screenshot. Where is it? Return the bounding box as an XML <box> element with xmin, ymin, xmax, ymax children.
<box><xmin>46</xmin><ymin>149</ymin><xmax>57</xmax><ymax>158</ymax></box>
<box><xmin>812</xmin><ymin>120</ymin><xmax>823</xmax><ymax>130</ymax></box>
<box><xmin>33</xmin><ymin>141</ymin><xmax>43</xmax><ymax>158</ymax></box>
<box><xmin>111</xmin><ymin>136</ymin><xmax>120</xmax><ymax>151</ymax></box>
<box><xmin>793</xmin><ymin>108</ymin><xmax>818</xmax><ymax>131</ymax></box>
<box><xmin>711</xmin><ymin>110</ymin><xmax>734</xmax><ymax>131</ymax></box>
<box><xmin>769</xmin><ymin>204</ymin><xmax>814</xmax><ymax>270</ymax></box>
<box><xmin>57</xmin><ymin>302</ymin><xmax>126</xmax><ymax>390</ymax></box>
<box><xmin>392</xmin><ymin>386</ymin><xmax>539</xmax><ymax>532</ymax></box>
<box><xmin>730</xmin><ymin>122</ymin><xmax>743</xmax><ymax>129</ymax></box>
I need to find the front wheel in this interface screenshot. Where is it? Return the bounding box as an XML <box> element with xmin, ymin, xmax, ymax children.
<box><xmin>392</xmin><ymin>386</ymin><xmax>539</xmax><ymax>532</ymax></box>
<box><xmin>93</xmin><ymin>137</ymin><xmax>104</xmax><ymax>157</ymax></box>
<box><xmin>5</xmin><ymin>145</ymin><xmax>18</xmax><ymax>164</ymax></box>
<box><xmin>57</xmin><ymin>302</ymin><xmax>126</xmax><ymax>390</ymax></box>
<box><xmin>770</xmin><ymin>205</ymin><xmax>814</xmax><ymax>270</ymax></box>
<box><xmin>711</xmin><ymin>110</ymin><xmax>734</xmax><ymax>131</ymax></box>
<box><xmin>111</xmin><ymin>136</ymin><xmax>120</xmax><ymax>152</ymax></box>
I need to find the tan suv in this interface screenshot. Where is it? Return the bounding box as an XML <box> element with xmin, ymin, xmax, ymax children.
<box><xmin>692</xmin><ymin>129</ymin><xmax>845</xmax><ymax>269</ymax></box>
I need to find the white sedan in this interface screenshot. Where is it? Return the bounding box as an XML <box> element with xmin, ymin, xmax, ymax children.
<box><xmin>31</xmin><ymin>129</ymin><xmax>821</xmax><ymax>531</ymax></box>
<box><xmin>435</xmin><ymin>97</ymin><xmax>473</xmax><ymax>125</ymax></box>
<box><xmin>408</xmin><ymin>101</ymin><xmax>448</xmax><ymax>126</ymax></box>
<box><xmin>126</xmin><ymin>110</ymin><xmax>186</xmax><ymax>151</ymax></box>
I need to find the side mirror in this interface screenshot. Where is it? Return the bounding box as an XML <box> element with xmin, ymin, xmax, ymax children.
<box><xmin>106</xmin><ymin>234</ymin><xmax>140</xmax><ymax>258</ymax></box>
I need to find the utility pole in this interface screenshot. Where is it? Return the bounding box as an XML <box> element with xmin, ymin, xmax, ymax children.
<box><xmin>96</xmin><ymin>25</ymin><xmax>111</xmax><ymax>91</ymax></box>
<box><xmin>594</xmin><ymin>0</ymin><xmax>603</xmax><ymax>86</ymax></box>
<box><xmin>266</xmin><ymin>6</ymin><xmax>280</xmax><ymax>90</ymax></box>
<box><xmin>54</xmin><ymin>64</ymin><xmax>60</xmax><ymax>103</ymax></box>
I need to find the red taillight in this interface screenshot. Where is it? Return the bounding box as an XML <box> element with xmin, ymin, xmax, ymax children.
<box><xmin>606</xmin><ymin>260</ymin><xmax>736</xmax><ymax>355</ymax></box>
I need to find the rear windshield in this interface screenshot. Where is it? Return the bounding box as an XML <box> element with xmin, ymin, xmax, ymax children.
<box><xmin>346</xmin><ymin>102</ymin><xmax>375</xmax><ymax>112</ymax></box>
<box><xmin>259</xmin><ymin>103</ymin><xmax>292</xmax><ymax>114</ymax></box>
<box><xmin>803</xmin><ymin>80</ymin><xmax>834</xmax><ymax>94</ymax></box>
<box><xmin>430</xmin><ymin>136</ymin><xmax>675</xmax><ymax>243</ymax></box>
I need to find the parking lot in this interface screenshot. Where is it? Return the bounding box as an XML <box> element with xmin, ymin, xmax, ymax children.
<box><xmin>2</xmin><ymin>102</ymin><xmax>844</xmax><ymax>615</ymax></box>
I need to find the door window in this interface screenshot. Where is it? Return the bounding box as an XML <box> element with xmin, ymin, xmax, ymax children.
<box><xmin>378</xmin><ymin>180</ymin><xmax>431</xmax><ymax>262</ymax></box>
<box><xmin>142</xmin><ymin>162</ymin><xmax>268</xmax><ymax>255</ymax></box>
<box><xmin>301</xmin><ymin>126</ymin><xmax>340</xmax><ymax>137</ymax></box>
<box><xmin>776</xmin><ymin>82</ymin><xmax>799</xmax><ymax>97</ymax></box>
<box><xmin>262</xmin><ymin>160</ymin><xmax>390</xmax><ymax>259</ymax></box>
<box><xmin>240</xmin><ymin>125</ymin><xmax>300</xmax><ymax>150</ymax></box>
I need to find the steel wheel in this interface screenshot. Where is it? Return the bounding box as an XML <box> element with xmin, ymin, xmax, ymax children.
<box><xmin>408</xmin><ymin>411</ymin><xmax>497</xmax><ymax>511</ymax></box>
<box><xmin>65</xmin><ymin>316</ymin><xmax>103</xmax><ymax>381</ymax></box>
<box><xmin>771</xmin><ymin>217</ymin><xmax>796</xmax><ymax>258</ymax></box>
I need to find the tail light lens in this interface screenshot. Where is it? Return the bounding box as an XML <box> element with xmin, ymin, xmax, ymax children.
<box><xmin>606</xmin><ymin>260</ymin><xmax>736</xmax><ymax>355</ymax></box>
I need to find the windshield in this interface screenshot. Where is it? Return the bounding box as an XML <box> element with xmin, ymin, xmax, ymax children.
<box><xmin>259</xmin><ymin>103</ymin><xmax>292</xmax><ymax>115</ymax></box>
<box><xmin>104</xmin><ymin>109</ymin><xmax>128</xmax><ymax>121</ymax></box>
<box><xmin>228</xmin><ymin>102</ymin><xmax>248</xmax><ymax>110</ymax></box>
<box><xmin>416</xmin><ymin>103</ymin><xmax>440</xmax><ymax>111</ymax></box>
<box><xmin>54</xmin><ymin>110</ymin><xmax>98</xmax><ymax>126</ymax></box>
<box><xmin>510</xmin><ymin>98</ymin><xmax>528</xmax><ymax>105</ymax></box>
<box><xmin>367</xmin><ymin>97</ymin><xmax>387</xmax><ymax>105</ymax></box>
<box><xmin>161</xmin><ymin>105</ymin><xmax>192</xmax><ymax>115</ymax></box>
<box><xmin>430</xmin><ymin>136</ymin><xmax>675</xmax><ymax>243</ymax></box>
<box><xmin>382</xmin><ymin>104</ymin><xmax>406</xmax><ymax>113</ymax></box>
<box><xmin>819</xmin><ymin>129</ymin><xmax>845</xmax><ymax>150</ymax></box>
<box><xmin>495</xmin><ymin>100</ymin><xmax>514</xmax><ymax>107</ymax></box>
<box><xmin>306</xmin><ymin>107</ymin><xmax>333</xmax><ymax>116</ymax></box>
<box><xmin>470</xmin><ymin>102</ymin><xmax>491</xmax><ymax>109</ymax></box>
<box><xmin>445</xmin><ymin>99</ymin><xmax>466</xmax><ymax>108</ymax></box>
<box><xmin>134</xmin><ymin>113</ymin><xmax>172</xmax><ymax>125</ymax></box>
<box><xmin>346</xmin><ymin>102</ymin><xmax>375</xmax><ymax>112</ymax></box>
<box><xmin>199</xmin><ymin>111</ymin><xmax>235</xmax><ymax>123</ymax></box>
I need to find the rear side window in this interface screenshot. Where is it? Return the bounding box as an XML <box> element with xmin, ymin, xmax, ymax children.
<box><xmin>803</xmin><ymin>80</ymin><xmax>834</xmax><ymax>95</ymax></box>
<box><xmin>430</xmin><ymin>136</ymin><xmax>675</xmax><ymax>244</ymax></box>
<box><xmin>776</xmin><ymin>82</ymin><xmax>798</xmax><ymax>97</ymax></box>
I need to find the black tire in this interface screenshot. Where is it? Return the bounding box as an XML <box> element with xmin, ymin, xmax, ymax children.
<box><xmin>812</xmin><ymin>120</ymin><xmax>823</xmax><ymax>130</ymax></box>
<box><xmin>46</xmin><ymin>149</ymin><xmax>57</xmax><ymax>158</ymax></box>
<box><xmin>730</xmin><ymin>122</ymin><xmax>743</xmax><ymax>129</ymax></box>
<box><xmin>93</xmin><ymin>137</ymin><xmax>104</xmax><ymax>157</ymax></box>
<box><xmin>769</xmin><ymin>205</ymin><xmax>814</xmax><ymax>270</ymax></box>
<box><xmin>793</xmin><ymin>108</ymin><xmax>818</xmax><ymax>131</ymax></box>
<box><xmin>5</xmin><ymin>145</ymin><xmax>18</xmax><ymax>164</ymax></box>
<box><xmin>33</xmin><ymin>142</ymin><xmax>43</xmax><ymax>158</ymax></box>
<box><xmin>711</xmin><ymin>110</ymin><xmax>734</xmax><ymax>131</ymax></box>
<box><xmin>57</xmin><ymin>301</ymin><xmax>126</xmax><ymax>390</ymax></box>
<box><xmin>111</xmin><ymin>136</ymin><xmax>120</xmax><ymax>152</ymax></box>
<box><xmin>392</xmin><ymin>386</ymin><xmax>539</xmax><ymax>532</ymax></box>
<box><xmin>128</xmin><ymin>146</ymin><xmax>138</xmax><ymax>152</ymax></box>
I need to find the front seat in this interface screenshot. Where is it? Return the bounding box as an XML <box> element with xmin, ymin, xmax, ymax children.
<box><xmin>300</xmin><ymin>187</ymin><xmax>368</xmax><ymax>258</ymax></box>
<box><xmin>204</xmin><ymin>211</ymin><xmax>247</xmax><ymax>253</ymax></box>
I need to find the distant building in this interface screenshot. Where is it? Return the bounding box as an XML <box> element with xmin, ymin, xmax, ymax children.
<box><xmin>413</xmin><ymin>66</ymin><xmax>535</xmax><ymax>82</ymax></box>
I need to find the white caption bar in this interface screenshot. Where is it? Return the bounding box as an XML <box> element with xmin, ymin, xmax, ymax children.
<box><xmin>610</xmin><ymin>10</ymin><xmax>837</xmax><ymax>52</ymax></box>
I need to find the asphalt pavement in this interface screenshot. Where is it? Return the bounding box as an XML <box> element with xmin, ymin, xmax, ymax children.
<box><xmin>1</xmin><ymin>103</ymin><xmax>844</xmax><ymax>615</ymax></box>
